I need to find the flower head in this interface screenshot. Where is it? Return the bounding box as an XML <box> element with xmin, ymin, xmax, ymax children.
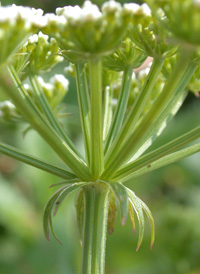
<box><xmin>43</xmin><ymin>0</ymin><xmax>135</xmax><ymax>61</ymax></box>
<box><xmin>127</xmin><ymin>3</ymin><xmax>177</xmax><ymax>58</ymax></box>
<box><xmin>0</xmin><ymin>5</ymin><xmax>46</xmax><ymax>66</ymax></box>
<box><xmin>147</xmin><ymin>0</ymin><xmax>200</xmax><ymax>47</ymax></box>
<box><xmin>12</xmin><ymin>32</ymin><xmax>63</xmax><ymax>77</ymax></box>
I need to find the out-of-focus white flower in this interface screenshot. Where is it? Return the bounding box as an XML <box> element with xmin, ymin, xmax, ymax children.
<box><xmin>12</xmin><ymin>31</ymin><xmax>63</xmax><ymax>76</ymax></box>
<box><xmin>50</xmin><ymin>74</ymin><xmax>69</xmax><ymax>91</ymax></box>
<box><xmin>0</xmin><ymin>5</ymin><xmax>46</xmax><ymax>66</ymax></box>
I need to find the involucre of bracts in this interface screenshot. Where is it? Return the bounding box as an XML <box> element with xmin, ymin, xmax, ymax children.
<box><xmin>44</xmin><ymin>181</ymin><xmax>155</xmax><ymax>251</ymax></box>
<box><xmin>43</xmin><ymin>0</ymin><xmax>142</xmax><ymax>61</ymax></box>
<box><xmin>12</xmin><ymin>32</ymin><xmax>63</xmax><ymax>77</ymax></box>
<box><xmin>103</xmin><ymin>38</ymin><xmax>147</xmax><ymax>71</ymax></box>
<box><xmin>147</xmin><ymin>0</ymin><xmax>200</xmax><ymax>47</ymax></box>
<box><xmin>0</xmin><ymin>5</ymin><xmax>47</xmax><ymax>66</ymax></box>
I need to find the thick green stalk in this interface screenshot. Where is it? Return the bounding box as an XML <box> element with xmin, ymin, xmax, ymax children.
<box><xmin>0</xmin><ymin>68</ymin><xmax>91</xmax><ymax>181</ymax></box>
<box><xmin>75</xmin><ymin>63</ymin><xmax>91</xmax><ymax>165</ymax></box>
<box><xmin>81</xmin><ymin>183</ymin><xmax>110</xmax><ymax>274</ymax></box>
<box><xmin>0</xmin><ymin>142</ymin><xmax>76</xmax><ymax>180</ymax></box>
<box><xmin>113</xmin><ymin>125</ymin><xmax>200</xmax><ymax>181</ymax></box>
<box><xmin>89</xmin><ymin>58</ymin><xmax>103</xmax><ymax>179</ymax></box>
<box><xmin>104</xmin><ymin>65</ymin><xmax>133</xmax><ymax>153</ymax></box>
<box><xmin>29</xmin><ymin>74</ymin><xmax>80</xmax><ymax>157</ymax></box>
<box><xmin>102</xmin><ymin>51</ymin><xmax>193</xmax><ymax>180</ymax></box>
<box><xmin>105</xmin><ymin>58</ymin><xmax>164</xmax><ymax>158</ymax></box>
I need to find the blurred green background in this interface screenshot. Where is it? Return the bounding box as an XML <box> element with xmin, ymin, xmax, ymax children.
<box><xmin>0</xmin><ymin>0</ymin><xmax>200</xmax><ymax>274</ymax></box>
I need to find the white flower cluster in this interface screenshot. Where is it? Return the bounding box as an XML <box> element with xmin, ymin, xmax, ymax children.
<box><xmin>50</xmin><ymin>74</ymin><xmax>69</xmax><ymax>91</ymax></box>
<box><xmin>0</xmin><ymin>5</ymin><xmax>46</xmax><ymax>29</ymax></box>
<box><xmin>56</xmin><ymin>1</ymin><xmax>102</xmax><ymax>25</ymax></box>
<box><xmin>123</xmin><ymin>3</ymin><xmax>151</xmax><ymax>16</ymax></box>
<box><xmin>54</xmin><ymin>0</ymin><xmax>151</xmax><ymax>26</ymax></box>
<box><xmin>102</xmin><ymin>0</ymin><xmax>122</xmax><ymax>13</ymax></box>
<box><xmin>0</xmin><ymin>100</ymin><xmax>17</xmax><ymax>120</ymax></box>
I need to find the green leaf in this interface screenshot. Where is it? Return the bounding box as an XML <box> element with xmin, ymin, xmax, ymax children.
<box><xmin>109</xmin><ymin>182</ymin><xmax>129</xmax><ymax>226</ymax></box>
<box><xmin>43</xmin><ymin>186</ymin><xmax>68</xmax><ymax>244</ymax></box>
<box><xmin>0</xmin><ymin>142</ymin><xmax>76</xmax><ymax>180</ymax></box>
<box><xmin>53</xmin><ymin>182</ymin><xmax>88</xmax><ymax>216</ymax></box>
<box><xmin>137</xmin><ymin>197</ymin><xmax>155</xmax><ymax>250</ymax></box>
<box><xmin>75</xmin><ymin>189</ymin><xmax>85</xmax><ymax>245</ymax></box>
<box><xmin>107</xmin><ymin>192</ymin><xmax>118</xmax><ymax>235</ymax></box>
<box><xmin>127</xmin><ymin>188</ymin><xmax>144</xmax><ymax>251</ymax></box>
<box><xmin>128</xmin><ymin>201</ymin><xmax>136</xmax><ymax>234</ymax></box>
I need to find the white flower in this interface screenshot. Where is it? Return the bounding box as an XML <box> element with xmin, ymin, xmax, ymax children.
<box><xmin>81</xmin><ymin>1</ymin><xmax>102</xmax><ymax>22</ymax></box>
<box><xmin>102</xmin><ymin>0</ymin><xmax>122</xmax><ymax>13</ymax></box>
<box><xmin>50</xmin><ymin>74</ymin><xmax>69</xmax><ymax>90</ymax></box>
<box><xmin>44</xmin><ymin>13</ymin><xmax>67</xmax><ymax>26</ymax></box>
<box><xmin>193</xmin><ymin>0</ymin><xmax>200</xmax><ymax>7</ymax></box>
<box><xmin>141</xmin><ymin>4</ymin><xmax>151</xmax><ymax>16</ymax></box>
<box><xmin>0</xmin><ymin>100</ymin><xmax>15</xmax><ymax>110</ymax></box>
<box><xmin>27</xmin><ymin>34</ymin><xmax>39</xmax><ymax>44</ymax></box>
<box><xmin>138</xmin><ymin>67</ymin><xmax>151</xmax><ymax>78</ymax></box>
<box><xmin>37</xmin><ymin>77</ymin><xmax>52</xmax><ymax>90</ymax></box>
<box><xmin>57</xmin><ymin>1</ymin><xmax>102</xmax><ymax>24</ymax></box>
<box><xmin>123</xmin><ymin>3</ymin><xmax>140</xmax><ymax>15</ymax></box>
<box><xmin>123</xmin><ymin>3</ymin><xmax>151</xmax><ymax>16</ymax></box>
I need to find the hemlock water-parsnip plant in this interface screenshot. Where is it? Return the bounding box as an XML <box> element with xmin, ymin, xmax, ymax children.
<box><xmin>1</xmin><ymin>0</ymin><xmax>200</xmax><ymax>273</ymax></box>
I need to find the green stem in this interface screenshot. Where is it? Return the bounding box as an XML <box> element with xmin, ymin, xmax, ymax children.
<box><xmin>105</xmin><ymin>58</ymin><xmax>164</xmax><ymax>158</ymax></box>
<box><xmin>89</xmin><ymin>58</ymin><xmax>103</xmax><ymax>179</ymax></box>
<box><xmin>75</xmin><ymin>63</ymin><xmax>91</xmax><ymax>165</ymax></box>
<box><xmin>104</xmin><ymin>65</ymin><xmax>133</xmax><ymax>153</ymax></box>
<box><xmin>0</xmin><ymin>68</ymin><xmax>91</xmax><ymax>181</ymax></box>
<box><xmin>102</xmin><ymin>51</ymin><xmax>194</xmax><ymax>180</ymax></box>
<box><xmin>113</xmin><ymin>125</ymin><xmax>200</xmax><ymax>181</ymax></box>
<box><xmin>0</xmin><ymin>142</ymin><xmax>76</xmax><ymax>180</ymax></box>
<box><xmin>81</xmin><ymin>183</ymin><xmax>110</xmax><ymax>274</ymax></box>
<box><xmin>103</xmin><ymin>86</ymin><xmax>113</xmax><ymax>141</ymax></box>
<box><xmin>29</xmin><ymin>74</ymin><xmax>80</xmax><ymax>157</ymax></box>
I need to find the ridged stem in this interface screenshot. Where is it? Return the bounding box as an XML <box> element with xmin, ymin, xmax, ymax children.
<box><xmin>81</xmin><ymin>183</ymin><xmax>110</xmax><ymax>274</ymax></box>
<box><xmin>75</xmin><ymin>63</ymin><xmax>91</xmax><ymax>165</ymax></box>
<box><xmin>88</xmin><ymin>58</ymin><xmax>103</xmax><ymax>179</ymax></box>
<box><xmin>104</xmin><ymin>65</ymin><xmax>133</xmax><ymax>153</ymax></box>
